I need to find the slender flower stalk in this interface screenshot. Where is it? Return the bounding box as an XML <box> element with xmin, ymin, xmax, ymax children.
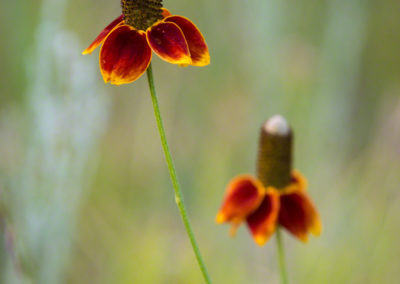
<box><xmin>82</xmin><ymin>2</ymin><xmax>211</xmax><ymax>281</ymax></box>
<box><xmin>146</xmin><ymin>64</ymin><xmax>212</xmax><ymax>284</ymax></box>
<box><xmin>275</xmin><ymin>227</ymin><xmax>288</xmax><ymax>284</ymax></box>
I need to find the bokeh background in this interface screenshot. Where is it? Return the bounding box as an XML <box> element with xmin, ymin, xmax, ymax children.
<box><xmin>1</xmin><ymin>0</ymin><xmax>400</xmax><ymax>283</ymax></box>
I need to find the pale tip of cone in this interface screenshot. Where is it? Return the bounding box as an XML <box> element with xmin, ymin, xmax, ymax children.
<box><xmin>264</xmin><ymin>115</ymin><xmax>290</xmax><ymax>136</ymax></box>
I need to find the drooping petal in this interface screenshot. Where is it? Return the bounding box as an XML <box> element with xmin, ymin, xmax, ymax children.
<box><xmin>246</xmin><ymin>189</ymin><xmax>280</xmax><ymax>246</ymax></box>
<box><xmin>82</xmin><ymin>15</ymin><xmax>124</xmax><ymax>55</ymax></box>
<box><xmin>216</xmin><ymin>175</ymin><xmax>265</xmax><ymax>236</ymax></box>
<box><xmin>146</xmin><ymin>21</ymin><xmax>192</xmax><ymax>65</ymax></box>
<box><xmin>164</xmin><ymin>16</ymin><xmax>210</xmax><ymax>66</ymax></box>
<box><xmin>100</xmin><ymin>25</ymin><xmax>152</xmax><ymax>85</ymax></box>
<box><xmin>278</xmin><ymin>172</ymin><xmax>322</xmax><ymax>242</ymax></box>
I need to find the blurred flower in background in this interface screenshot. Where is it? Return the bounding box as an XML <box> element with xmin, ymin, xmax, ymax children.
<box><xmin>216</xmin><ymin>116</ymin><xmax>321</xmax><ymax>246</ymax></box>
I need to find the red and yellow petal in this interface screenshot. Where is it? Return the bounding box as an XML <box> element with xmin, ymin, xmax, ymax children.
<box><xmin>246</xmin><ymin>189</ymin><xmax>280</xmax><ymax>246</ymax></box>
<box><xmin>164</xmin><ymin>16</ymin><xmax>210</xmax><ymax>66</ymax></box>
<box><xmin>278</xmin><ymin>172</ymin><xmax>322</xmax><ymax>242</ymax></box>
<box><xmin>100</xmin><ymin>25</ymin><xmax>152</xmax><ymax>85</ymax></box>
<box><xmin>82</xmin><ymin>15</ymin><xmax>124</xmax><ymax>55</ymax></box>
<box><xmin>216</xmin><ymin>175</ymin><xmax>266</xmax><ymax>236</ymax></box>
<box><xmin>146</xmin><ymin>21</ymin><xmax>192</xmax><ymax>65</ymax></box>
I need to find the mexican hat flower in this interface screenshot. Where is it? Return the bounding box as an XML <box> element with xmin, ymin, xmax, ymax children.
<box><xmin>82</xmin><ymin>0</ymin><xmax>210</xmax><ymax>85</ymax></box>
<box><xmin>216</xmin><ymin>115</ymin><xmax>322</xmax><ymax>245</ymax></box>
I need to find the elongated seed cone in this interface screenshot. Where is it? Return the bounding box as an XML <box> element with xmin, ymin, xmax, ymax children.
<box><xmin>257</xmin><ymin>115</ymin><xmax>292</xmax><ymax>189</ymax></box>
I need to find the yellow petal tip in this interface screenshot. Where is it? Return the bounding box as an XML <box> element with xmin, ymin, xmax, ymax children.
<box><xmin>310</xmin><ymin>221</ymin><xmax>322</xmax><ymax>236</ymax></box>
<box><xmin>191</xmin><ymin>54</ymin><xmax>210</xmax><ymax>67</ymax></box>
<box><xmin>298</xmin><ymin>234</ymin><xmax>309</xmax><ymax>243</ymax></box>
<box><xmin>215</xmin><ymin>213</ymin><xmax>226</xmax><ymax>224</ymax></box>
<box><xmin>82</xmin><ymin>48</ymin><xmax>94</xmax><ymax>55</ymax></box>
<box><xmin>254</xmin><ymin>235</ymin><xmax>267</xmax><ymax>246</ymax></box>
<box><xmin>179</xmin><ymin>57</ymin><xmax>192</xmax><ymax>66</ymax></box>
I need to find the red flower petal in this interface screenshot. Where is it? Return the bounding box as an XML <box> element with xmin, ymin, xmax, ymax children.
<box><xmin>146</xmin><ymin>22</ymin><xmax>191</xmax><ymax>65</ymax></box>
<box><xmin>164</xmin><ymin>16</ymin><xmax>210</xmax><ymax>66</ymax></box>
<box><xmin>278</xmin><ymin>172</ymin><xmax>322</xmax><ymax>242</ymax></box>
<box><xmin>82</xmin><ymin>15</ymin><xmax>124</xmax><ymax>55</ymax></box>
<box><xmin>100</xmin><ymin>25</ymin><xmax>152</xmax><ymax>85</ymax></box>
<box><xmin>216</xmin><ymin>175</ymin><xmax>265</xmax><ymax>236</ymax></box>
<box><xmin>246</xmin><ymin>189</ymin><xmax>279</xmax><ymax>246</ymax></box>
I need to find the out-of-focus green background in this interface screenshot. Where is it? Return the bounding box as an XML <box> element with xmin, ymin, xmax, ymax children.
<box><xmin>1</xmin><ymin>0</ymin><xmax>400</xmax><ymax>283</ymax></box>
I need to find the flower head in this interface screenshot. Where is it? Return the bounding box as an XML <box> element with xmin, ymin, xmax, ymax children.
<box><xmin>216</xmin><ymin>115</ymin><xmax>322</xmax><ymax>245</ymax></box>
<box><xmin>83</xmin><ymin>0</ymin><xmax>210</xmax><ymax>85</ymax></box>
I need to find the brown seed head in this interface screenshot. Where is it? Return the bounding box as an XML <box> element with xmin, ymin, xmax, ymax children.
<box><xmin>257</xmin><ymin>115</ymin><xmax>292</xmax><ymax>189</ymax></box>
<box><xmin>121</xmin><ymin>0</ymin><xmax>163</xmax><ymax>30</ymax></box>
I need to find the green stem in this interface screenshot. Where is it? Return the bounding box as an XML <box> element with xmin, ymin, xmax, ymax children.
<box><xmin>145</xmin><ymin>63</ymin><xmax>212</xmax><ymax>284</ymax></box>
<box><xmin>276</xmin><ymin>227</ymin><xmax>289</xmax><ymax>284</ymax></box>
